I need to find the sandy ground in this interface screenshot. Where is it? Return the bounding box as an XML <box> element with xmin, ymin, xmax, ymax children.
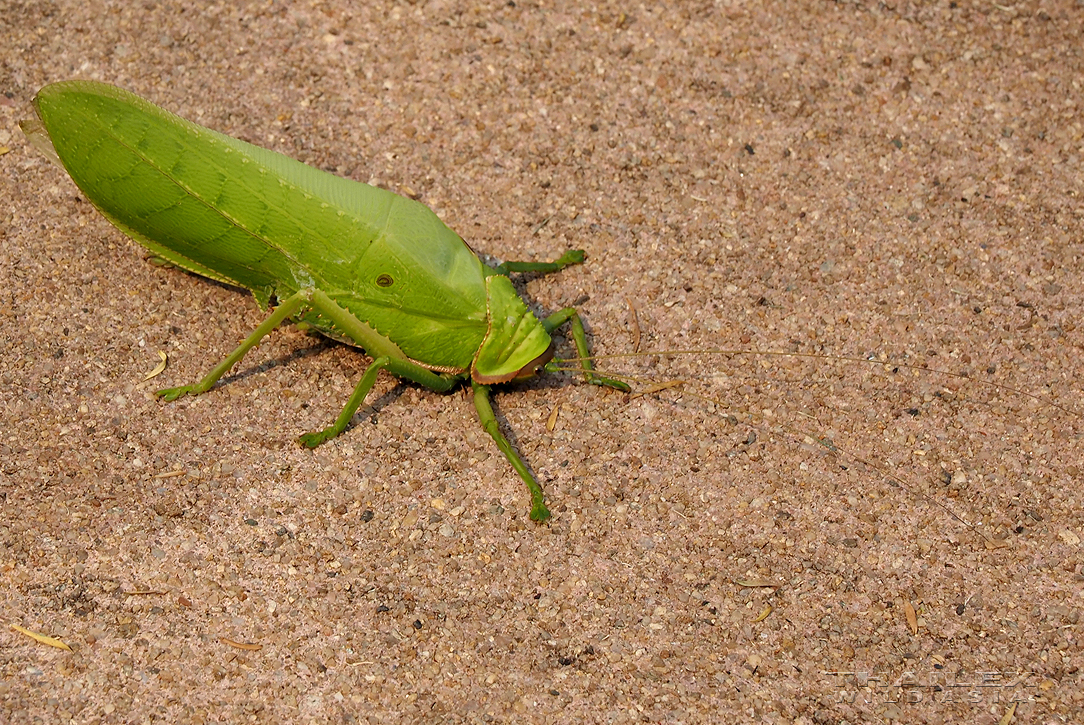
<box><xmin>2</xmin><ymin>1</ymin><xmax>1083</xmax><ymax>723</ymax></box>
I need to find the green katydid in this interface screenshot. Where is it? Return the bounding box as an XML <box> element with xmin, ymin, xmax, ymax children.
<box><xmin>22</xmin><ymin>80</ymin><xmax>630</xmax><ymax>523</ymax></box>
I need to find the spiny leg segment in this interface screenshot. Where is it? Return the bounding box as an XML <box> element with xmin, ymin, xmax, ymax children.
<box><xmin>156</xmin><ymin>288</ymin><xmax>459</xmax><ymax>446</ymax></box>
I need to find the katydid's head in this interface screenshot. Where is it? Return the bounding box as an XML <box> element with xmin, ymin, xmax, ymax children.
<box><xmin>513</xmin><ymin>343</ymin><xmax>555</xmax><ymax>381</ymax></box>
<box><xmin>473</xmin><ymin>343</ymin><xmax>555</xmax><ymax>385</ymax></box>
<box><xmin>472</xmin><ymin>275</ymin><xmax>556</xmax><ymax>384</ymax></box>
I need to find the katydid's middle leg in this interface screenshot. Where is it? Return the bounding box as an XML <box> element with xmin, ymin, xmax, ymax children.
<box><xmin>298</xmin><ymin>355</ymin><xmax>458</xmax><ymax>448</ymax></box>
<box><xmin>156</xmin><ymin>287</ymin><xmax>460</xmax><ymax>448</ymax></box>
<box><xmin>542</xmin><ymin>308</ymin><xmax>630</xmax><ymax>391</ymax></box>
<box><xmin>492</xmin><ymin>249</ymin><xmax>585</xmax><ymax>275</ymax></box>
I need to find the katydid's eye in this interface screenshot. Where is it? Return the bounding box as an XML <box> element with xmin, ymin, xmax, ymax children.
<box><xmin>376</xmin><ymin>274</ymin><xmax>394</xmax><ymax>288</ymax></box>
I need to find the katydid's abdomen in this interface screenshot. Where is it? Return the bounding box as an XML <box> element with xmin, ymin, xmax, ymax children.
<box><xmin>30</xmin><ymin>80</ymin><xmax>490</xmax><ymax>372</ymax></box>
<box><xmin>25</xmin><ymin>79</ymin><xmax>628</xmax><ymax>522</ymax></box>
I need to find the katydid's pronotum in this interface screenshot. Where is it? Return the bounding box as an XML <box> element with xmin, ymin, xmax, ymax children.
<box><xmin>22</xmin><ymin>80</ymin><xmax>630</xmax><ymax>522</ymax></box>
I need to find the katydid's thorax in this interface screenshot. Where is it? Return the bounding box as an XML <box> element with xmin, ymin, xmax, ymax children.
<box><xmin>295</xmin><ymin>192</ymin><xmax>496</xmax><ymax>373</ymax></box>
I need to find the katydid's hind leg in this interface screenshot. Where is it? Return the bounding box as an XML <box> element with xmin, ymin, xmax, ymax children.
<box><xmin>472</xmin><ymin>382</ymin><xmax>551</xmax><ymax>522</ymax></box>
<box><xmin>542</xmin><ymin>308</ymin><xmax>630</xmax><ymax>392</ymax></box>
<box><xmin>298</xmin><ymin>356</ymin><xmax>459</xmax><ymax>449</ymax></box>
<box><xmin>157</xmin><ymin>290</ymin><xmax>312</xmax><ymax>401</ymax></box>
<box><xmin>493</xmin><ymin>249</ymin><xmax>585</xmax><ymax>275</ymax></box>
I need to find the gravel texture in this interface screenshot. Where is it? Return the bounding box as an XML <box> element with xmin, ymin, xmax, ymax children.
<box><xmin>2</xmin><ymin>1</ymin><xmax>1083</xmax><ymax>723</ymax></box>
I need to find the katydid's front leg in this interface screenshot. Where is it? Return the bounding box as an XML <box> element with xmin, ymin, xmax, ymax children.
<box><xmin>156</xmin><ymin>288</ymin><xmax>459</xmax><ymax>447</ymax></box>
<box><xmin>472</xmin><ymin>382</ymin><xmax>552</xmax><ymax>522</ymax></box>
<box><xmin>493</xmin><ymin>250</ymin><xmax>628</xmax><ymax>391</ymax></box>
<box><xmin>542</xmin><ymin>308</ymin><xmax>630</xmax><ymax>391</ymax></box>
